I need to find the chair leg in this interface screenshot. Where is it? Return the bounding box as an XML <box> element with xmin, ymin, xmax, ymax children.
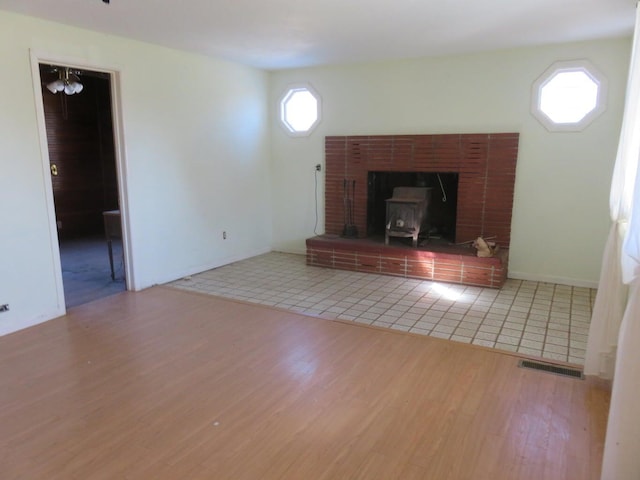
<box><xmin>107</xmin><ymin>239</ymin><xmax>115</xmax><ymax>281</ymax></box>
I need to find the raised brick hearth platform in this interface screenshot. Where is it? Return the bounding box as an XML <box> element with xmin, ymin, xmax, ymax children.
<box><xmin>307</xmin><ymin>235</ymin><xmax>508</xmax><ymax>288</ymax></box>
<box><xmin>306</xmin><ymin>133</ymin><xmax>518</xmax><ymax>288</ymax></box>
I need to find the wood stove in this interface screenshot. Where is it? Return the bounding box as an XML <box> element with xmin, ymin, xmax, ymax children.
<box><xmin>385</xmin><ymin>187</ymin><xmax>431</xmax><ymax>247</ymax></box>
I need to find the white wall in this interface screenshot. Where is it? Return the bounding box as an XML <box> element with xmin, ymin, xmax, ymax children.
<box><xmin>270</xmin><ymin>38</ymin><xmax>631</xmax><ymax>287</ymax></box>
<box><xmin>0</xmin><ymin>10</ymin><xmax>630</xmax><ymax>336</ymax></box>
<box><xmin>0</xmin><ymin>11</ymin><xmax>272</xmax><ymax>335</ymax></box>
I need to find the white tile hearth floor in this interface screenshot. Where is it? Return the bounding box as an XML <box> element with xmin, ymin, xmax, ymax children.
<box><xmin>167</xmin><ymin>252</ymin><xmax>595</xmax><ymax>366</ymax></box>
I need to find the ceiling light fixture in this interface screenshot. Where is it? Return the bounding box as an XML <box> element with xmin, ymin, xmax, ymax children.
<box><xmin>46</xmin><ymin>67</ymin><xmax>84</xmax><ymax>95</ymax></box>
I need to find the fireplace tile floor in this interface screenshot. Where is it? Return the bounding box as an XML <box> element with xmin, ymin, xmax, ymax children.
<box><xmin>167</xmin><ymin>252</ymin><xmax>595</xmax><ymax>366</ymax></box>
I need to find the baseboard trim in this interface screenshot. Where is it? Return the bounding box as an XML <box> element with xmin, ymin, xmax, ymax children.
<box><xmin>148</xmin><ymin>247</ymin><xmax>273</xmax><ymax>290</ymax></box>
<box><xmin>0</xmin><ymin>306</ymin><xmax>66</xmax><ymax>337</ymax></box>
<box><xmin>508</xmin><ymin>271</ymin><xmax>598</xmax><ymax>289</ymax></box>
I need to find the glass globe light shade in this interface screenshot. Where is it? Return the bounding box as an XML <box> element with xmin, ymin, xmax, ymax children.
<box><xmin>46</xmin><ymin>79</ymin><xmax>64</xmax><ymax>93</ymax></box>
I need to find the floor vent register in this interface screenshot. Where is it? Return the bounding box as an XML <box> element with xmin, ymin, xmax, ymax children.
<box><xmin>518</xmin><ymin>359</ymin><xmax>584</xmax><ymax>379</ymax></box>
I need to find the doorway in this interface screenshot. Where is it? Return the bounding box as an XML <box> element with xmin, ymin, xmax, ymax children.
<box><xmin>38</xmin><ymin>63</ymin><xmax>126</xmax><ymax>308</ymax></box>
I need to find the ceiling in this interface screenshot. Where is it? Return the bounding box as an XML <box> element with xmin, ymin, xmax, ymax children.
<box><xmin>0</xmin><ymin>0</ymin><xmax>635</xmax><ymax>70</ymax></box>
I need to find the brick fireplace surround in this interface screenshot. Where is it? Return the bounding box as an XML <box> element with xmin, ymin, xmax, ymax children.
<box><xmin>306</xmin><ymin>133</ymin><xmax>519</xmax><ymax>288</ymax></box>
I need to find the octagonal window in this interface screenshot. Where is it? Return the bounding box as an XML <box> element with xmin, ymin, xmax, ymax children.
<box><xmin>279</xmin><ymin>84</ymin><xmax>321</xmax><ymax>136</ymax></box>
<box><xmin>532</xmin><ymin>60</ymin><xmax>607</xmax><ymax>132</ymax></box>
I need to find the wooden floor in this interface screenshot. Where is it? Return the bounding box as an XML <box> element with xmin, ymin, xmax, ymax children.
<box><xmin>0</xmin><ymin>287</ymin><xmax>609</xmax><ymax>479</ymax></box>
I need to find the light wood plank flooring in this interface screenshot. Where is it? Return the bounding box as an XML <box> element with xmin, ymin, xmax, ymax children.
<box><xmin>0</xmin><ymin>287</ymin><xmax>609</xmax><ymax>479</ymax></box>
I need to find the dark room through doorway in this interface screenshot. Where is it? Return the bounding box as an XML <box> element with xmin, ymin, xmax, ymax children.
<box><xmin>39</xmin><ymin>63</ymin><xmax>125</xmax><ymax>308</ymax></box>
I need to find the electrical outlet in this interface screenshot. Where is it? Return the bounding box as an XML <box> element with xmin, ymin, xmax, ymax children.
<box><xmin>0</xmin><ymin>304</ymin><xmax>9</xmax><ymax>313</ymax></box>
<box><xmin>315</xmin><ymin>164</ymin><xmax>322</xmax><ymax>171</ymax></box>
<box><xmin>223</xmin><ymin>231</ymin><xmax>227</xmax><ymax>240</ymax></box>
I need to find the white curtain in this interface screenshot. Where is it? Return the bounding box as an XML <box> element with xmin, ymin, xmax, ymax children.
<box><xmin>584</xmin><ymin>6</ymin><xmax>640</xmax><ymax>379</ymax></box>
<box><xmin>584</xmin><ymin>226</ymin><xmax>627</xmax><ymax>378</ymax></box>
<box><xmin>601</xmin><ymin>281</ymin><xmax>640</xmax><ymax>479</ymax></box>
<box><xmin>588</xmin><ymin>5</ymin><xmax>640</xmax><ymax>479</ymax></box>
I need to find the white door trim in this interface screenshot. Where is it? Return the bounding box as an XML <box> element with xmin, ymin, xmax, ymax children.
<box><xmin>29</xmin><ymin>50</ymin><xmax>135</xmax><ymax>314</ymax></box>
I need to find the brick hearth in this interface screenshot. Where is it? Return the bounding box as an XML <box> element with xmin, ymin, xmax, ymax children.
<box><xmin>307</xmin><ymin>133</ymin><xmax>519</xmax><ymax>288</ymax></box>
<box><xmin>307</xmin><ymin>235</ymin><xmax>508</xmax><ymax>288</ymax></box>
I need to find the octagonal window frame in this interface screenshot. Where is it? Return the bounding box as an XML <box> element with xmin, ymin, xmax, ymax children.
<box><xmin>279</xmin><ymin>83</ymin><xmax>322</xmax><ymax>137</ymax></box>
<box><xmin>531</xmin><ymin>60</ymin><xmax>608</xmax><ymax>132</ymax></box>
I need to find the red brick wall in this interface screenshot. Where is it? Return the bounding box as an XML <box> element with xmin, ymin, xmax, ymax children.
<box><xmin>325</xmin><ymin>133</ymin><xmax>519</xmax><ymax>247</ymax></box>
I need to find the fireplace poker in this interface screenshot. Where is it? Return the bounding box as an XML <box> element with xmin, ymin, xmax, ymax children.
<box><xmin>349</xmin><ymin>180</ymin><xmax>355</xmax><ymax>225</ymax></box>
<box><xmin>343</xmin><ymin>179</ymin><xmax>348</xmax><ymax>227</ymax></box>
<box><xmin>342</xmin><ymin>178</ymin><xmax>358</xmax><ymax>237</ymax></box>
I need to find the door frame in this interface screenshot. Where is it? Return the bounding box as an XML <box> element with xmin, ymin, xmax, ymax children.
<box><xmin>29</xmin><ymin>50</ymin><xmax>134</xmax><ymax>313</ymax></box>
